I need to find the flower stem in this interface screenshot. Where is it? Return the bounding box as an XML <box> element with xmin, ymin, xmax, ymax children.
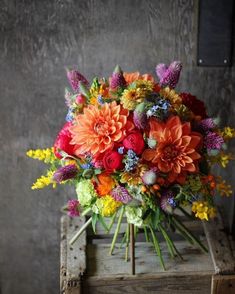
<box><xmin>125</xmin><ymin>224</ymin><xmax>130</xmax><ymax>261</ymax></box>
<box><xmin>158</xmin><ymin>223</ymin><xmax>183</xmax><ymax>260</ymax></box>
<box><xmin>69</xmin><ymin>217</ymin><xmax>92</xmax><ymax>245</ymax></box>
<box><xmin>172</xmin><ymin>216</ymin><xmax>208</xmax><ymax>253</ymax></box>
<box><xmin>149</xmin><ymin>226</ymin><xmax>166</xmax><ymax>270</ymax></box>
<box><xmin>109</xmin><ymin>206</ymin><xmax>125</xmax><ymax>255</ymax></box>
<box><xmin>107</xmin><ymin>211</ymin><xmax>117</xmax><ymax>233</ymax></box>
<box><xmin>144</xmin><ymin>226</ymin><xmax>150</xmax><ymax>242</ymax></box>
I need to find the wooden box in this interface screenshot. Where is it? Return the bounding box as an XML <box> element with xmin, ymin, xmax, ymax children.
<box><xmin>60</xmin><ymin>213</ymin><xmax>235</xmax><ymax>294</ymax></box>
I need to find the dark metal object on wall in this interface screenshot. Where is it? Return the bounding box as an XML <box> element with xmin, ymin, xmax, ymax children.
<box><xmin>197</xmin><ymin>0</ymin><xmax>234</xmax><ymax>66</ymax></box>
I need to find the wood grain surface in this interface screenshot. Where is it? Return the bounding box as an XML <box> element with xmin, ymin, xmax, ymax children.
<box><xmin>0</xmin><ymin>0</ymin><xmax>234</xmax><ymax>293</ymax></box>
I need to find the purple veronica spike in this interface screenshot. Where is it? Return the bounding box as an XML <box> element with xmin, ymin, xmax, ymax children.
<box><xmin>67</xmin><ymin>69</ymin><xmax>89</xmax><ymax>92</ymax></box>
<box><xmin>156</xmin><ymin>61</ymin><xmax>182</xmax><ymax>89</ymax></box>
<box><xmin>204</xmin><ymin>132</ymin><xmax>224</xmax><ymax>150</ymax></box>
<box><xmin>111</xmin><ymin>186</ymin><xmax>132</xmax><ymax>204</ymax></box>
<box><xmin>67</xmin><ymin>199</ymin><xmax>80</xmax><ymax>217</ymax></box>
<box><xmin>53</xmin><ymin>164</ymin><xmax>78</xmax><ymax>183</ymax></box>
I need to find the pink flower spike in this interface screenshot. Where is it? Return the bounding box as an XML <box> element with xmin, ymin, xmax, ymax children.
<box><xmin>66</xmin><ymin>69</ymin><xmax>89</xmax><ymax>92</ymax></box>
<box><xmin>67</xmin><ymin>199</ymin><xmax>80</xmax><ymax>217</ymax></box>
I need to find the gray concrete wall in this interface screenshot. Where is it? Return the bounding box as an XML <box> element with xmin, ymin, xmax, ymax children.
<box><xmin>0</xmin><ymin>0</ymin><xmax>234</xmax><ymax>293</ymax></box>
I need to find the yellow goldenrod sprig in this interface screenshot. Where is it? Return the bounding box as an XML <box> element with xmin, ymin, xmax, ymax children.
<box><xmin>26</xmin><ymin>147</ymin><xmax>56</xmax><ymax>164</ymax></box>
<box><xmin>31</xmin><ymin>170</ymin><xmax>56</xmax><ymax>190</ymax></box>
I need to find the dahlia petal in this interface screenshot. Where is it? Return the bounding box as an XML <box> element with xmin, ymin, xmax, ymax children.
<box><xmin>158</xmin><ymin>160</ymin><xmax>171</xmax><ymax>172</ymax></box>
<box><xmin>149</xmin><ymin>119</ymin><xmax>164</xmax><ymax>134</ymax></box>
<box><xmin>182</xmin><ymin>156</ymin><xmax>193</xmax><ymax>163</ymax></box>
<box><xmin>173</xmin><ymin>162</ymin><xmax>181</xmax><ymax>174</ymax></box>
<box><xmin>112</xmin><ymin>132</ymin><xmax>123</xmax><ymax>141</ymax></box>
<box><xmin>184</xmin><ymin>163</ymin><xmax>196</xmax><ymax>172</ymax></box>
<box><xmin>181</xmin><ymin>136</ymin><xmax>191</xmax><ymax>147</ymax></box>
<box><xmin>181</xmin><ymin>122</ymin><xmax>191</xmax><ymax>135</ymax></box>
<box><xmin>189</xmin><ymin>135</ymin><xmax>201</xmax><ymax>149</ymax></box>
<box><xmin>171</xmin><ymin>125</ymin><xmax>182</xmax><ymax>141</ymax></box>
<box><xmin>103</xmin><ymin>136</ymin><xmax>112</xmax><ymax>145</ymax></box>
<box><xmin>166</xmin><ymin>116</ymin><xmax>181</xmax><ymax>129</ymax></box>
<box><xmin>189</xmin><ymin>151</ymin><xmax>201</xmax><ymax>160</ymax></box>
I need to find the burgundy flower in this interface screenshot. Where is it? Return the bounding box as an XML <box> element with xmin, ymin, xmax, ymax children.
<box><xmin>180</xmin><ymin>93</ymin><xmax>207</xmax><ymax>118</ymax></box>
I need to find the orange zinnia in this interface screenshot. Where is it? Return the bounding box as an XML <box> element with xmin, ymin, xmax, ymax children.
<box><xmin>143</xmin><ymin>116</ymin><xmax>201</xmax><ymax>184</ymax></box>
<box><xmin>70</xmin><ymin>101</ymin><xmax>133</xmax><ymax>156</ymax></box>
<box><xmin>124</xmin><ymin>72</ymin><xmax>155</xmax><ymax>84</ymax></box>
<box><xmin>96</xmin><ymin>173</ymin><xmax>116</xmax><ymax>196</ymax></box>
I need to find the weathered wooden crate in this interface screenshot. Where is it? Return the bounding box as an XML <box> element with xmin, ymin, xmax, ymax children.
<box><xmin>60</xmin><ymin>212</ymin><xmax>235</xmax><ymax>294</ymax></box>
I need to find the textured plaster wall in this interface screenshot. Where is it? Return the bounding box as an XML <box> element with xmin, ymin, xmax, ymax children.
<box><xmin>0</xmin><ymin>0</ymin><xmax>234</xmax><ymax>293</ymax></box>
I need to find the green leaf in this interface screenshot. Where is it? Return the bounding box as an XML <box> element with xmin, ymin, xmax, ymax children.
<box><xmin>150</xmin><ymin>207</ymin><xmax>161</xmax><ymax>229</ymax></box>
<box><xmin>98</xmin><ymin>215</ymin><xmax>109</xmax><ymax>232</ymax></box>
<box><xmin>92</xmin><ymin>213</ymin><xmax>98</xmax><ymax>234</ymax></box>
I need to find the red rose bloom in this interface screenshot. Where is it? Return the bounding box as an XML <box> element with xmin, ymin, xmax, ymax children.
<box><xmin>103</xmin><ymin>151</ymin><xmax>123</xmax><ymax>172</ymax></box>
<box><xmin>180</xmin><ymin>93</ymin><xmax>207</xmax><ymax>118</ymax></box>
<box><xmin>123</xmin><ymin>131</ymin><xmax>145</xmax><ymax>155</ymax></box>
<box><xmin>54</xmin><ymin>122</ymin><xmax>77</xmax><ymax>158</ymax></box>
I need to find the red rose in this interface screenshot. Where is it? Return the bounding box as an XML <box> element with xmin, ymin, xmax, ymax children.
<box><xmin>54</xmin><ymin>122</ymin><xmax>76</xmax><ymax>158</ymax></box>
<box><xmin>180</xmin><ymin>93</ymin><xmax>207</xmax><ymax>118</ymax></box>
<box><xmin>103</xmin><ymin>151</ymin><xmax>123</xmax><ymax>171</ymax></box>
<box><xmin>123</xmin><ymin>132</ymin><xmax>145</xmax><ymax>155</ymax></box>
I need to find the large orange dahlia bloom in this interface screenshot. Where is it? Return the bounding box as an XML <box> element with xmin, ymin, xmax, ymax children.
<box><xmin>143</xmin><ymin>116</ymin><xmax>201</xmax><ymax>184</ymax></box>
<box><xmin>70</xmin><ymin>101</ymin><xmax>132</xmax><ymax>156</ymax></box>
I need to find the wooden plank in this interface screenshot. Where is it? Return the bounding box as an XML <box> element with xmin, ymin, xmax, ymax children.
<box><xmin>60</xmin><ymin>216</ymin><xmax>86</xmax><ymax>294</ymax></box>
<box><xmin>60</xmin><ymin>216</ymin><xmax>68</xmax><ymax>293</ymax></box>
<box><xmin>211</xmin><ymin>275</ymin><xmax>235</xmax><ymax>294</ymax></box>
<box><xmin>203</xmin><ymin>213</ymin><xmax>235</xmax><ymax>274</ymax></box>
<box><xmin>84</xmin><ymin>272</ymin><xmax>212</xmax><ymax>294</ymax></box>
<box><xmin>86</xmin><ymin>239</ymin><xmax>213</xmax><ymax>276</ymax></box>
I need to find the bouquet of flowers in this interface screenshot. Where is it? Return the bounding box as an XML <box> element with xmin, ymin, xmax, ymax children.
<box><xmin>27</xmin><ymin>61</ymin><xmax>234</xmax><ymax>269</ymax></box>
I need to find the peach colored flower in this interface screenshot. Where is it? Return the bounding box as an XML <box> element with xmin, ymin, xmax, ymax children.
<box><xmin>124</xmin><ymin>72</ymin><xmax>155</xmax><ymax>84</ymax></box>
<box><xmin>143</xmin><ymin>116</ymin><xmax>201</xmax><ymax>184</ymax></box>
<box><xmin>70</xmin><ymin>101</ymin><xmax>133</xmax><ymax>156</ymax></box>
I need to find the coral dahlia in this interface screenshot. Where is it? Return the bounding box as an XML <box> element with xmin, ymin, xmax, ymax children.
<box><xmin>143</xmin><ymin>116</ymin><xmax>201</xmax><ymax>184</ymax></box>
<box><xmin>70</xmin><ymin>101</ymin><xmax>133</xmax><ymax>156</ymax></box>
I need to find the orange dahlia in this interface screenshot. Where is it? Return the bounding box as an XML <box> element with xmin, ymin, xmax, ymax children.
<box><xmin>70</xmin><ymin>101</ymin><xmax>133</xmax><ymax>156</ymax></box>
<box><xmin>143</xmin><ymin>116</ymin><xmax>201</xmax><ymax>184</ymax></box>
